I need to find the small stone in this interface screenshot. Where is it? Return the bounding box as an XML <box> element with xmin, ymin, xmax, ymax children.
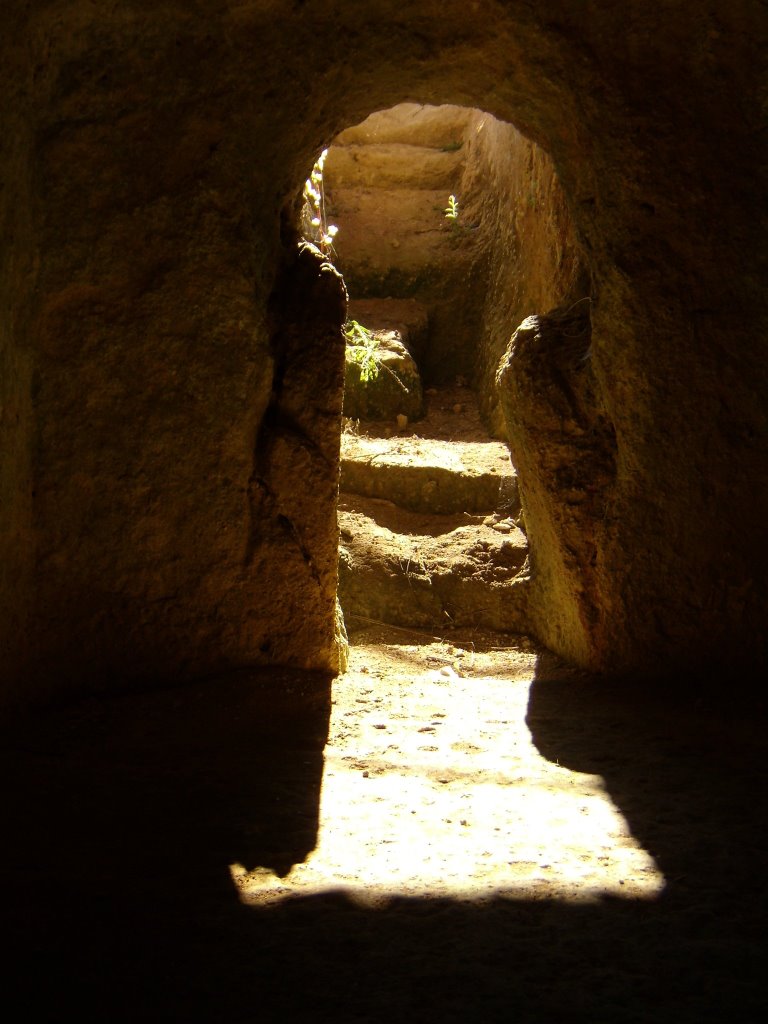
<box><xmin>453</xmin><ymin>403</ymin><xmax>463</xmax><ymax>414</ymax></box>
<box><xmin>491</xmin><ymin>520</ymin><xmax>512</xmax><ymax>533</ymax></box>
<box><xmin>396</xmin><ymin>413</ymin><xmax>408</xmax><ymax>430</ymax></box>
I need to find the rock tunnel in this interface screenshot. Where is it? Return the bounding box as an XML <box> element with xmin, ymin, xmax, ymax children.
<box><xmin>2</xmin><ymin>4</ymin><xmax>768</xmax><ymax>1021</ymax></box>
<box><xmin>2</xmin><ymin>1</ymin><xmax>767</xmax><ymax>717</ymax></box>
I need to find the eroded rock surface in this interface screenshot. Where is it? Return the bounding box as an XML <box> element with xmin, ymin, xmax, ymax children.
<box><xmin>498</xmin><ymin>304</ymin><xmax>616</xmax><ymax>666</ymax></box>
<box><xmin>1</xmin><ymin>0</ymin><xmax>767</xmax><ymax>709</ymax></box>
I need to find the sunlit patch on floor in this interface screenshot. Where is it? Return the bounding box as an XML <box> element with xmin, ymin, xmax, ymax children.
<box><xmin>231</xmin><ymin>634</ymin><xmax>665</xmax><ymax>906</ymax></box>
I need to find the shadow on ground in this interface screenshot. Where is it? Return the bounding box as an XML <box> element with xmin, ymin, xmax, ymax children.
<box><xmin>2</xmin><ymin>655</ymin><xmax>766</xmax><ymax>1022</ymax></box>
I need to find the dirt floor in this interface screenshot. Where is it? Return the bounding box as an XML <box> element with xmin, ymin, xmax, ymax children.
<box><xmin>3</xmin><ymin>627</ymin><xmax>767</xmax><ymax>1022</ymax></box>
<box><xmin>234</xmin><ymin>627</ymin><xmax>663</xmax><ymax>907</ymax></box>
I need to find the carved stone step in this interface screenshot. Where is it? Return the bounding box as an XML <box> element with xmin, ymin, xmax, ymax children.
<box><xmin>340</xmin><ymin>432</ymin><xmax>519</xmax><ymax>516</ymax></box>
<box><xmin>338</xmin><ymin>493</ymin><xmax>530</xmax><ymax>633</ymax></box>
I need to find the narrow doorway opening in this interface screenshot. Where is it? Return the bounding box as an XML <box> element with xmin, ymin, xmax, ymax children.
<box><xmin>320</xmin><ymin>103</ymin><xmax>582</xmax><ymax>642</ymax></box>
<box><xmin>232</xmin><ymin>104</ymin><xmax>662</xmax><ymax>905</ymax></box>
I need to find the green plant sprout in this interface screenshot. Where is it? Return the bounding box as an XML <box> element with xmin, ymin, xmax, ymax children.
<box><xmin>444</xmin><ymin>194</ymin><xmax>459</xmax><ymax>222</ymax></box>
<box><xmin>301</xmin><ymin>148</ymin><xmax>339</xmax><ymax>255</ymax></box>
<box><xmin>344</xmin><ymin>320</ymin><xmax>380</xmax><ymax>382</ymax></box>
<box><xmin>344</xmin><ymin>319</ymin><xmax>409</xmax><ymax>393</ymax></box>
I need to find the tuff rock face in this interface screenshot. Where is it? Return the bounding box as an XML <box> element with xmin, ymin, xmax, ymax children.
<box><xmin>498</xmin><ymin>305</ymin><xmax>617</xmax><ymax>669</ymax></box>
<box><xmin>1</xmin><ymin>0</ymin><xmax>767</xmax><ymax>712</ymax></box>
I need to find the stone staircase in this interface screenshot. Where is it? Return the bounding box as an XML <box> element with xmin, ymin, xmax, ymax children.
<box><xmin>337</xmin><ymin>384</ymin><xmax>531</xmax><ymax>635</ymax></box>
<box><xmin>328</xmin><ymin>104</ymin><xmax>531</xmax><ymax>638</ymax></box>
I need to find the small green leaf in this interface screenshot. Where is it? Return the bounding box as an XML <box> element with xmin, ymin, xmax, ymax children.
<box><xmin>444</xmin><ymin>194</ymin><xmax>459</xmax><ymax>221</ymax></box>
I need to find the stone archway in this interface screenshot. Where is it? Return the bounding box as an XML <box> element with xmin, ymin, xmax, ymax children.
<box><xmin>2</xmin><ymin>1</ymin><xmax>767</xmax><ymax>713</ymax></box>
<box><xmin>311</xmin><ymin>101</ymin><xmax>588</xmax><ymax>642</ymax></box>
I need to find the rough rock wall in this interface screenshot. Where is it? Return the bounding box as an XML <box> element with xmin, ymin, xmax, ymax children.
<box><xmin>250</xmin><ymin>244</ymin><xmax>348</xmax><ymax>673</ymax></box>
<box><xmin>0</xmin><ymin>75</ymin><xmax>35</xmax><ymax>704</ymax></box>
<box><xmin>458</xmin><ymin>115</ymin><xmax>585</xmax><ymax>436</ymax></box>
<box><xmin>0</xmin><ymin>2</ymin><xmax>354</xmax><ymax>710</ymax></box>
<box><xmin>498</xmin><ymin>305</ymin><xmax>616</xmax><ymax>666</ymax></box>
<box><xmin>1</xmin><ymin>0</ymin><xmax>767</xmax><ymax>711</ymax></box>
